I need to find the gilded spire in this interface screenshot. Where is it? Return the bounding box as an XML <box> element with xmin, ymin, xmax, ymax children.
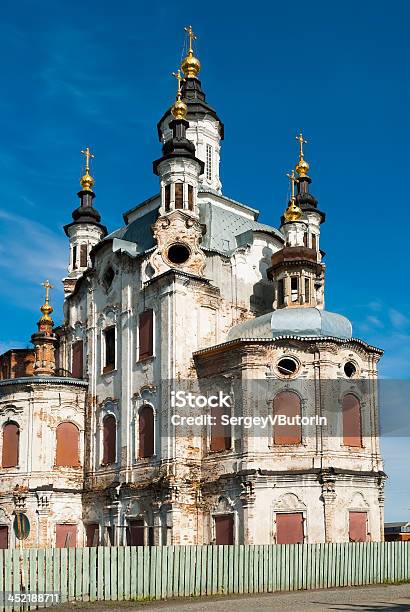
<box><xmin>284</xmin><ymin>170</ymin><xmax>302</xmax><ymax>222</ymax></box>
<box><xmin>80</xmin><ymin>147</ymin><xmax>95</xmax><ymax>191</ymax></box>
<box><xmin>295</xmin><ymin>131</ymin><xmax>310</xmax><ymax>177</ymax></box>
<box><xmin>32</xmin><ymin>280</ymin><xmax>57</xmax><ymax>376</ymax></box>
<box><xmin>171</xmin><ymin>69</ymin><xmax>188</xmax><ymax>119</ymax></box>
<box><xmin>181</xmin><ymin>25</ymin><xmax>201</xmax><ymax>78</ymax></box>
<box><xmin>39</xmin><ymin>280</ymin><xmax>54</xmax><ymax>326</ymax></box>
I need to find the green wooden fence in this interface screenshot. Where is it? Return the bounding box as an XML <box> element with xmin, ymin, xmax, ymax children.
<box><xmin>0</xmin><ymin>542</ymin><xmax>409</xmax><ymax>610</ymax></box>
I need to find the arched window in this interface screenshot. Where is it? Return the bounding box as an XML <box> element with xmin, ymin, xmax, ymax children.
<box><xmin>273</xmin><ymin>391</ymin><xmax>302</xmax><ymax>445</ymax></box>
<box><xmin>56</xmin><ymin>422</ymin><xmax>80</xmax><ymax>467</ymax></box>
<box><xmin>103</xmin><ymin>415</ymin><xmax>116</xmax><ymax>464</ymax></box>
<box><xmin>343</xmin><ymin>394</ymin><xmax>362</xmax><ymax>447</ymax></box>
<box><xmin>2</xmin><ymin>422</ymin><xmax>19</xmax><ymax>468</ymax></box>
<box><xmin>139</xmin><ymin>405</ymin><xmax>154</xmax><ymax>458</ymax></box>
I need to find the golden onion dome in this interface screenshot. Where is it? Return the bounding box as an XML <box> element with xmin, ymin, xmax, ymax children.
<box><xmin>80</xmin><ymin>170</ymin><xmax>95</xmax><ymax>191</ymax></box>
<box><xmin>171</xmin><ymin>98</ymin><xmax>188</xmax><ymax>120</ymax></box>
<box><xmin>295</xmin><ymin>157</ymin><xmax>310</xmax><ymax>177</ymax></box>
<box><xmin>284</xmin><ymin>198</ymin><xmax>302</xmax><ymax>222</ymax></box>
<box><xmin>181</xmin><ymin>51</ymin><xmax>201</xmax><ymax>79</ymax></box>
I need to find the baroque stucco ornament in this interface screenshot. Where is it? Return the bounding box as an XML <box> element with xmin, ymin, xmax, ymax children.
<box><xmin>150</xmin><ymin>210</ymin><xmax>206</xmax><ymax>277</ymax></box>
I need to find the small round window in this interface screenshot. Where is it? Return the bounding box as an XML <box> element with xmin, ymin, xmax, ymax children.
<box><xmin>277</xmin><ymin>357</ymin><xmax>299</xmax><ymax>377</ymax></box>
<box><xmin>344</xmin><ymin>361</ymin><xmax>357</xmax><ymax>378</ymax></box>
<box><xmin>167</xmin><ymin>243</ymin><xmax>190</xmax><ymax>265</ymax></box>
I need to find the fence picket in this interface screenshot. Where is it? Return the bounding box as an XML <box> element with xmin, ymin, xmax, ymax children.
<box><xmin>89</xmin><ymin>547</ymin><xmax>97</xmax><ymax>601</ymax></box>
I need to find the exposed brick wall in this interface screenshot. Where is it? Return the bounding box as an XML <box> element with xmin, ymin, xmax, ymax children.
<box><xmin>0</xmin><ymin>349</ymin><xmax>34</xmax><ymax>380</ymax></box>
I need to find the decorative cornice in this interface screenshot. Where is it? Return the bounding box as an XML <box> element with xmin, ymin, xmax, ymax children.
<box><xmin>0</xmin><ymin>376</ymin><xmax>88</xmax><ymax>389</ymax></box>
<box><xmin>193</xmin><ymin>335</ymin><xmax>383</xmax><ymax>358</ymax></box>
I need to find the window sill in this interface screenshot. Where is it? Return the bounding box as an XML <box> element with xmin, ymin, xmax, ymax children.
<box><xmin>137</xmin><ymin>355</ymin><xmax>155</xmax><ymax>364</ymax></box>
<box><xmin>102</xmin><ymin>365</ymin><xmax>116</xmax><ymax>376</ymax></box>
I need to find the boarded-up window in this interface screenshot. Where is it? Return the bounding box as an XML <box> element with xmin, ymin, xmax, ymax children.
<box><xmin>104</xmin><ymin>327</ymin><xmax>116</xmax><ymax>373</ymax></box>
<box><xmin>273</xmin><ymin>391</ymin><xmax>302</xmax><ymax>445</ymax></box>
<box><xmin>0</xmin><ymin>526</ymin><xmax>8</xmax><ymax>549</ymax></box>
<box><xmin>349</xmin><ymin>512</ymin><xmax>367</xmax><ymax>542</ymax></box>
<box><xmin>139</xmin><ymin>405</ymin><xmax>154</xmax><ymax>458</ymax></box>
<box><xmin>277</xmin><ymin>278</ymin><xmax>284</xmax><ymax>307</ymax></box>
<box><xmin>303</xmin><ymin>233</ymin><xmax>308</xmax><ymax>247</ymax></box>
<box><xmin>276</xmin><ymin>513</ymin><xmax>304</xmax><ymax>544</ymax></box>
<box><xmin>175</xmin><ymin>183</ymin><xmax>183</xmax><ymax>209</ymax></box>
<box><xmin>127</xmin><ymin>519</ymin><xmax>144</xmax><ymax>546</ymax></box>
<box><xmin>312</xmin><ymin>234</ymin><xmax>317</xmax><ymax>251</ymax></box>
<box><xmin>215</xmin><ymin>514</ymin><xmax>234</xmax><ymax>545</ymax></box>
<box><xmin>2</xmin><ymin>422</ymin><xmax>19</xmax><ymax>468</ymax></box>
<box><xmin>85</xmin><ymin>523</ymin><xmax>99</xmax><ymax>547</ymax></box>
<box><xmin>55</xmin><ymin>422</ymin><xmax>80</xmax><ymax>467</ymax></box>
<box><xmin>188</xmin><ymin>185</ymin><xmax>193</xmax><ymax>210</ymax></box>
<box><xmin>56</xmin><ymin>524</ymin><xmax>77</xmax><ymax>548</ymax></box>
<box><xmin>305</xmin><ymin>278</ymin><xmax>310</xmax><ymax>303</ymax></box>
<box><xmin>343</xmin><ymin>394</ymin><xmax>362</xmax><ymax>447</ymax></box>
<box><xmin>80</xmin><ymin>244</ymin><xmax>88</xmax><ymax>268</ymax></box>
<box><xmin>72</xmin><ymin>340</ymin><xmax>83</xmax><ymax>379</ymax></box>
<box><xmin>165</xmin><ymin>185</ymin><xmax>171</xmax><ymax>211</ymax></box>
<box><xmin>102</xmin><ymin>415</ymin><xmax>116</xmax><ymax>465</ymax></box>
<box><xmin>138</xmin><ymin>310</ymin><xmax>153</xmax><ymax>360</ymax></box>
<box><xmin>210</xmin><ymin>405</ymin><xmax>231</xmax><ymax>452</ymax></box>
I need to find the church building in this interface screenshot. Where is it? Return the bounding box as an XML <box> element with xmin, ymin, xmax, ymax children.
<box><xmin>0</xmin><ymin>27</ymin><xmax>385</xmax><ymax>548</ymax></box>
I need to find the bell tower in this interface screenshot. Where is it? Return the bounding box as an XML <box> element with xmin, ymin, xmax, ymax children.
<box><xmin>269</xmin><ymin>133</ymin><xmax>326</xmax><ymax>309</ymax></box>
<box><xmin>31</xmin><ymin>281</ymin><xmax>58</xmax><ymax>376</ymax></box>
<box><xmin>157</xmin><ymin>26</ymin><xmax>224</xmax><ymax>194</ymax></box>
<box><xmin>63</xmin><ymin>148</ymin><xmax>107</xmax><ymax>295</ymax></box>
<box><xmin>150</xmin><ymin>71</ymin><xmax>206</xmax><ymax>277</ymax></box>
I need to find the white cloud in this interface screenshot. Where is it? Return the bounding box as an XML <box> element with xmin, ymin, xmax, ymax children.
<box><xmin>0</xmin><ymin>208</ymin><xmax>66</xmax><ymax>312</ymax></box>
<box><xmin>389</xmin><ymin>308</ymin><xmax>409</xmax><ymax>330</ymax></box>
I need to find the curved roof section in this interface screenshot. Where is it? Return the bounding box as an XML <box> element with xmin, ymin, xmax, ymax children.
<box><xmin>227</xmin><ymin>307</ymin><xmax>352</xmax><ymax>341</ymax></box>
<box><xmin>103</xmin><ymin>197</ymin><xmax>283</xmax><ymax>258</ymax></box>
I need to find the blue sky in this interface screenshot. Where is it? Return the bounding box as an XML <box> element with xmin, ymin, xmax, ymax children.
<box><xmin>0</xmin><ymin>0</ymin><xmax>409</xmax><ymax>520</ymax></box>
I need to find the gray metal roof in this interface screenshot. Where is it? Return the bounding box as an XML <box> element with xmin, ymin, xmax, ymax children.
<box><xmin>104</xmin><ymin>198</ymin><xmax>283</xmax><ymax>258</ymax></box>
<box><xmin>227</xmin><ymin>307</ymin><xmax>353</xmax><ymax>342</ymax></box>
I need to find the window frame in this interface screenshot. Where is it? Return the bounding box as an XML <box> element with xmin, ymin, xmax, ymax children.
<box><xmin>138</xmin><ymin>404</ymin><xmax>155</xmax><ymax>459</ymax></box>
<box><xmin>102</xmin><ymin>414</ymin><xmax>117</xmax><ymax>465</ymax></box>
<box><xmin>137</xmin><ymin>309</ymin><xmax>154</xmax><ymax>362</ymax></box>
<box><xmin>102</xmin><ymin>325</ymin><xmax>117</xmax><ymax>374</ymax></box>
<box><xmin>2</xmin><ymin>421</ymin><xmax>20</xmax><ymax>468</ymax></box>
<box><xmin>55</xmin><ymin>421</ymin><xmax>80</xmax><ymax>468</ymax></box>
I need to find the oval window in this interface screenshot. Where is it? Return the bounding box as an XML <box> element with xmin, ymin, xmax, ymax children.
<box><xmin>167</xmin><ymin>244</ymin><xmax>190</xmax><ymax>265</ymax></box>
<box><xmin>277</xmin><ymin>357</ymin><xmax>298</xmax><ymax>376</ymax></box>
<box><xmin>344</xmin><ymin>361</ymin><xmax>357</xmax><ymax>378</ymax></box>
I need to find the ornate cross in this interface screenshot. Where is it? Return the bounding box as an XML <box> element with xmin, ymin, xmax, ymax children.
<box><xmin>184</xmin><ymin>25</ymin><xmax>197</xmax><ymax>53</ymax></box>
<box><xmin>296</xmin><ymin>131</ymin><xmax>307</xmax><ymax>159</ymax></box>
<box><xmin>286</xmin><ymin>170</ymin><xmax>297</xmax><ymax>199</ymax></box>
<box><xmin>81</xmin><ymin>147</ymin><xmax>94</xmax><ymax>172</ymax></box>
<box><xmin>42</xmin><ymin>280</ymin><xmax>54</xmax><ymax>303</ymax></box>
<box><xmin>172</xmin><ymin>69</ymin><xmax>184</xmax><ymax>99</ymax></box>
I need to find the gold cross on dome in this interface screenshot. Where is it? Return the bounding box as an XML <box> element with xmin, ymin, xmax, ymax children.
<box><xmin>286</xmin><ymin>169</ymin><xmax>297</xmax><ymax>199</ymax></box>
<box><xmin>184</xmin><ymin>25</ymin><xmax>197</xmax><ymax>53</ymax></box>
<box><xmin>172</xmin><ymin>69</ymin><xmax>184</xmax><ymax>99</ymax></box>
<box><xmin>81</xmin><ymin>147</ymin><xmax>94</xmax><ymax>172</ymax></box>
<box><xmin>296</xmin><ymin>131</ymin><xmax>307</xmax><ymax>159</ymax></box>
<box><xmin>42</xmin><ymin>280</ymin><xmax>54</xmax><ymax>303</ymax></box>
